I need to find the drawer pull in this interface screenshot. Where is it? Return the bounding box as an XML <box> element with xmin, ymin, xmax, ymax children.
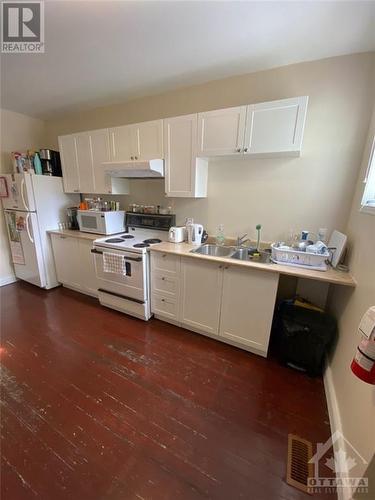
<box><xmin>162</xmin><ymin>254</ymin><xmax>166</xmax><ymax>258</ymax></box>
<box><xmin>161</xmin><ymin>277</ymin><xmax>165</xmax><ymax>281</ymax></box>
<box><xmin>161</xmin><ymin>298</ymin><xmax>165</xmax><ymax>302</ymax></box>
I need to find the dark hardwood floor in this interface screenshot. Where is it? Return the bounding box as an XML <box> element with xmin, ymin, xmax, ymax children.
<box><xmin>1</xmin><ymin>282</ymin><xmax>333</xmax><ymax>500</ymax></box>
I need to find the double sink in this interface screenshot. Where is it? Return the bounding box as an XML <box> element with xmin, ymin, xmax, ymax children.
<box><xmin>191</xmin><ymin>244</ymin><xmax>272</xmax><ymax>264</ymax></box>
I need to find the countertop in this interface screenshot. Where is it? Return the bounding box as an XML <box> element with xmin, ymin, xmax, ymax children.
<box><xmin>48</xmin><ymin>229</ymin><xmax>102</xmax><ymax>241</ymax></box>
<box><xmin>150</xmin><ymin>242</ymin><xmax>356</xmax><ymax>287</ymax></box>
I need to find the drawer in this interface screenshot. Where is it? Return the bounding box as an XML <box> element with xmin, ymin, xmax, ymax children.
<box><xmin>151</xmin><ymin>292</ymin><xmax>179</xmax><ymax>319</ymax></box>
<box><xmin>151</xmin><ymin>252</ymin><xmax>180</xmax><ymax>274</ymax></box>
<box><xmin>151</xmin><ymin>271</ymin><xmax>179</xmax><ymax>296</ymax></box>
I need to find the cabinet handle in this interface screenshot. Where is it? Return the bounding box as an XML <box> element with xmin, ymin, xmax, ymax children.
<box><xmin>161</xmin><ymin>277</ymin><xmax>165</xmax><ymax>281</ymax></box>
<box><xmin>108</xmin><ymin>190</ymin><xmax>112</xmax><ymax>194</ymax></box>
<box><xmin>161</xmin><ymin>298</ymin><xmax>165</xmax><ymax>302</ymax></box>
<box><xmin>224</xmin><ymin>266</ymin><xmax>229</xmax><ymax>269</ymax></box>
<box><xmin>244</xmin><ymin>148</ymin><xmax>248</xmax><ymax>153</ymax></box>
<box><xmin>131</xmin><ymin>156</ymin><xmax>134</xmax><ymax>160</ymax></box>
<box><xmin>236</xmin><ymin>148</ymin><xmax>241</xmax><ymax>153</ymax></box>
<box><xmin>218</xmin><ymin>265</ymin><xmax>223</xmax><ymax>269</ymax></box>
<box><xmin>162</xmin><ymin>254</ymin><xmax>166</xmax><ymax>258</ymax></box>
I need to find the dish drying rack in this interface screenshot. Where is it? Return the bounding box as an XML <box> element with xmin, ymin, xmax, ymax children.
<box><xmin>271</xmin><ymin>243</ymin><xmax>330</xmax><ymax>271</ymax></box>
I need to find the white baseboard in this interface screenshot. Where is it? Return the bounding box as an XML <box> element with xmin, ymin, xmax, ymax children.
<box><xmin>324</xmin><ymin>363</ymin><xmax>351</xmax><ymax>500</ymax></box>
<box><xmin>0</xmin><ymin>275</ymin><xmax>17</xmax><ymax>287</ymax></box>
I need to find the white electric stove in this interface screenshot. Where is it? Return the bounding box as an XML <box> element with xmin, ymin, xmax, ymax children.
<box><xmin>92</xmin><ymin>213</ymin><xmax>175</xmax><ymax>320</ymax></box>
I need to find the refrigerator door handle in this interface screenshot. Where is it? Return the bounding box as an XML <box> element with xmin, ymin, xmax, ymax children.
<box><xmin>26</xmin><ymin>213</ymin><xmax>34</xmax><ymax>244</ymax></box>
<box><xmin>21</xmin><ymin>178</ymin><xmax>29</xmax><ymax>211</ymax></box>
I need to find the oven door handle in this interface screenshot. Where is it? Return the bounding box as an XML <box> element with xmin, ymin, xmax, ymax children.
<box><xmin>91</xmin><ymin>248</ymin><xmax>143</xmax><ymax>262</ymax></box>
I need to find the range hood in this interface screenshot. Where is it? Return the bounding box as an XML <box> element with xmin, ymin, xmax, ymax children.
<box><xmin>103</xmin><ymin>159</ymin><xmax>164</xmax><ymax>178</ymax></box>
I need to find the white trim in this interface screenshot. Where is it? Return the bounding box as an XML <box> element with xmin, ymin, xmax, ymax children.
<box><xmin>0</xmin><ymin>275</ymin><xmax>17</xmax><ymax>287</ymax></box>
<box><xmin>359</xmin><ymin>205</ymin><xmax>375</xmax><ymax>216</ymax></box>
<box><xmin>323</xmin><ymin>363</ymin><xmax>352</xmax><ymax>500</ymax></box>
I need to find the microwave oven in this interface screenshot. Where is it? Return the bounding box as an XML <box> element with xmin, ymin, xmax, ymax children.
<box><xmin>77</xmin><ymin>210</ymin><xmax>125</xmax><ymax>234</ymax></box>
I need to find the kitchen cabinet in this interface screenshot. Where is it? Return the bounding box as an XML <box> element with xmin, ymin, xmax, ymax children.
<box><xmin>151</xmin><ymin>253</ymin><xmax>181</xmax><ymax>321</ymax></box>
<box><xmin>109</xmin><ymin>119</ymin><xmax>163</xmax><ymax>162</ymax></box>
<box><xmin>75</xmin><ymin>133</ymin><xmax>95</xmax><ymax>193</ymax></box>
<box><xmin>58</xmin><ymin>135</ymin><xmax>80</xmax><ymax>193</ymax></box>
<box><xmin>243</xmin><ymin>96</ymin><xmax>308</xmax><ymax>157</ymax></box>
<box><xmin>59</xmin><ymin>130</ymin><xmax>129</xmax><ymax>195</ymax></box>
<box><xmin>197</xmin><ymin>106</ymin><xmax>247</xmax><ymax>157</ymax></box>
<box><xmin>50</xmin><ymin>234</ymin><xmax>98</xmax><ymax>297</ymax></box>
<box><xmin>219</xmin><ymin>265</ymin><xmax>279</xmax><ymax>355</ymax></box>
<box><xmin>51</xmin><ymin>233</ymin><xmax>81</xmax><ymax>288</ymax></box>
<box><xmin>164</xmin><ymin>114</ymin><xmax>208</xmax><ymax>197</ymax></box>
<box><xmin>180</xmin><ymin>257</ymin><xmax>223</xmax><ymax>335</ymax></box>
<box><xmin>151</xmin><ymin>252</ymin><xmax>280</xmax><ymax>357</ymax></box>
<box><xmin>197</xmin><ymin>96</ymin><xmax>308</xmax><ymax>158</ymax></box>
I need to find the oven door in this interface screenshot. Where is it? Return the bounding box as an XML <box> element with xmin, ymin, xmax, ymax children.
<box><xmin>92</xmin><ymin>247</ymin><xmax>147</xmax><ymax>302</ymax></box>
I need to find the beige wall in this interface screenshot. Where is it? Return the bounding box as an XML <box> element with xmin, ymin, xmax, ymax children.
<box><xmin>46</xmin><ymin>52</ymin><xmax>375</xmax><ymax>242</ymax></box>
<box><xmin>0</xmin><ymin>109</ymin><xmax>46</xmax><ymax>284</ymax></box>
<box><xmin>328</xmin><ymin>103</ymin><xmax>375</xmax><ymax>475</ymax></box>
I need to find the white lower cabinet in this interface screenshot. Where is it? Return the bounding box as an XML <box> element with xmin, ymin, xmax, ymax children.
<box><xmin>219</xmin><ymin>265</ymin><xmax>279</xmax><ymax>355</ymax></box>
<box><xmin>51</xmin><ymin>234</ymin><xmax>98</xmax><ymax>297</ymax></box>
<box><xmin>150</xmin><ymin>252</ymin><xmax>279</xmax><ymax>357</ymax></box>
<box><xmin>180</xmin><ymin>257</ymin><xmax>223</xmax><ymax>335</ymax></box>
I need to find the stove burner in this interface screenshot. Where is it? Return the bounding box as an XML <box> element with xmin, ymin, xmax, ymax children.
<box><xmin>133</xmin><ymin>243</ymin><xmax>149</xmax><ymax>248</ymax></box>
<box><xmin>143</xmin><ymin>238</ymin><xmax>162</xmax><ymax>244</ymax></box>
<box><xmin>105</xmin><ymin>238</ymin><xmax>124</xmax><ymax>243</ymax></box>
<box><xmin>121</xmin><ymin>234</ymin><xmax>135</xmax><ymax>239</ymax></box>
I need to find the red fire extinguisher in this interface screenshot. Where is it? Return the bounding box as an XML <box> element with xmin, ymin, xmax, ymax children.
<box><xmin>351</xmin><ymin>307</ymin><xmax>375</xmax><ymax>385</ymax></box>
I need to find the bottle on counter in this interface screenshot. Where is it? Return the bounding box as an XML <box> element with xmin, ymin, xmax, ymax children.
<box><xmin>215</xmin><ymin>224</ymin><xmax>225</xmax><ymax>246</ymax></box>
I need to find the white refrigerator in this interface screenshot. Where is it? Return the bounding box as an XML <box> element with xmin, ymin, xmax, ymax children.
<box><xmin>2</xmin><ymin>173</ymin><xmax>79</xmax><ymax>289</ymax></box>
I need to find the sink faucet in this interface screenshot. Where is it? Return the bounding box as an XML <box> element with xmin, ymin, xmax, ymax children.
<box><xmin>236</xmin><ymin>233</ymin><xmax>251</xmax><ymax>247</ymax></box>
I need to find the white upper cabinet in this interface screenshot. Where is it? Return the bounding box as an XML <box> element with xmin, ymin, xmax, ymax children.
<box><xmin>197</xmin><ymin>106</ymin><xmax>247</xmax><ymax>156</ymax></box>
<box><xmin>109</xmin><ymin>119</ymin><xmax>163</xmax><ymax>162</ymax></box>
<box><xmin>75</xmin><ymin>133</ymin><xmax>95</xmax><ymax>193</ymax></box>
<box><xmin>197</xmin><ymin>97</ymin><xmax>308</xmax><ymax>158</ymax></box>
<box><xmin>58</xmin><ymin>135</ymin><xmax>80</xmax><ymax>193</ymax></box>
<box><xmin>244</xmin><ymin>96</ymin><xmax>308</xmax><ymax>157</ymax></box>
<box><xmin>164</xmin><ymin>114</ymin><xmax>208</xmax><ymax>198</ymax></box>
<box><xmin>134</xmin><ymin>120</ymin><xmax>163</xmax><ymax>160</ymax></box>
<box><xmin>109</xmin><ymin>124</ymin><xmax>134</xmax><ymax>162</ymax></box>
<box><xmin>59</xmin><ymin>130</ymin><xmax>129</xmax><ymax>195</ymax></box>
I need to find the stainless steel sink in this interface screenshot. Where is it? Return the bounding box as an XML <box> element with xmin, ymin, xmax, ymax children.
<box><xmin>191</xmin><ymin>244</ymin><xmax>235</xmax><ymax>257</ymax></box>
<box><xmin>231</xmin><ymin>248</ymin><xmax>272</xmax><ymax>263</ymax></box>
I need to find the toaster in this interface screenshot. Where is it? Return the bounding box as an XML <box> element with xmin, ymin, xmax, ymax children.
<box><xmin>168</xmin><ymin>226</ymin><xmax>186</xmax><ymax>243</ymax></box>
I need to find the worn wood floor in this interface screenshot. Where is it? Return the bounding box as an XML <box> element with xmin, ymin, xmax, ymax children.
<box><xmin>1</xmin><ymin>282</ymin><xmax>333</xmax><ymax>500</ymax></box>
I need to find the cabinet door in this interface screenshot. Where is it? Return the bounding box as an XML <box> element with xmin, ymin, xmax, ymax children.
<box><xmin>134</xmin><ymin>120</ymin><xmax>163</xmax><ymax>160</ymax></box>
<box><xmin>243</xmin><ymin>96</ymin><xmax>308</xmax><ymax>156</ymax></box>
<box><xmin>75</xmin><ymin>133</ymin><xmax>95</xmax><ymax>193</ymax></box>
<box><xmin>58</xmin><ymin>135</ymin><xmax>80</xmax><ymax>193</ymax></box>
<box><xmin>90</xmin><ymin>128</ymin><xmax>111</xmax><ymax>194</ymax></box>
<box><xmin>79</xmin><ymin>239</ymin><xmax>98</xmax><ymax>296</ymax></box>
<box><xmin>164</xmin><ymin>114</ymin><xmax>197</xmax><ymax>197</ymax></box>
<box><xmin>197</xmin><ymin>106</ymin><xmax>247</xmax><ymax>156</ymax></box>
<box><xmin>180</xmin><ymin>257</ymin><xmax>223</xmax><ymax>335</ymax></box>
<box><xmin>219</xmin><ymin>266</ymin><xmax>279</xmax><ymax>355</ymax></box>
<box><xmin>51</xmin><ymin>234</ymin><xmax>80</xmax><ymax>288</ymax></box>
<box><xmin>109</xmin><ymin>124</ymin><xmax>134</xmax><ymax>162</ymax></box>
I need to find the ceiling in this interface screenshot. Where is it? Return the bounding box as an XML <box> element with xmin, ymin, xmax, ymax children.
<box><xmin>1</xmin><ymin>1</ymin><xmax>375</xmax><ymax>119</ymax></box>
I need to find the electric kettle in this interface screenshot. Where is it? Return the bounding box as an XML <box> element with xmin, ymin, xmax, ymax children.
<box><xmin>189</xmin><ymin>223</ymin><xmax>204</xmax><ymax>246</ymax></box>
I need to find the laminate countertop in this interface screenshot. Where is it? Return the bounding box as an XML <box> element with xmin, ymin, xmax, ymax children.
<box><xmin>48</xmin><ymin>229</ymin><xmax>102</xmax><ymax>241</ymax></box>
<box><xmin>150</xmin><ymin>242</ymin><xmax>356</xmax><ymax>287</ymax></box>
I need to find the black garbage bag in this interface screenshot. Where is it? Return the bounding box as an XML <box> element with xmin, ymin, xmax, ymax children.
<box><xmin>276</xmin><ymin>300</ymin><xmax>337</xmax><ymax>376</ymax></box>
